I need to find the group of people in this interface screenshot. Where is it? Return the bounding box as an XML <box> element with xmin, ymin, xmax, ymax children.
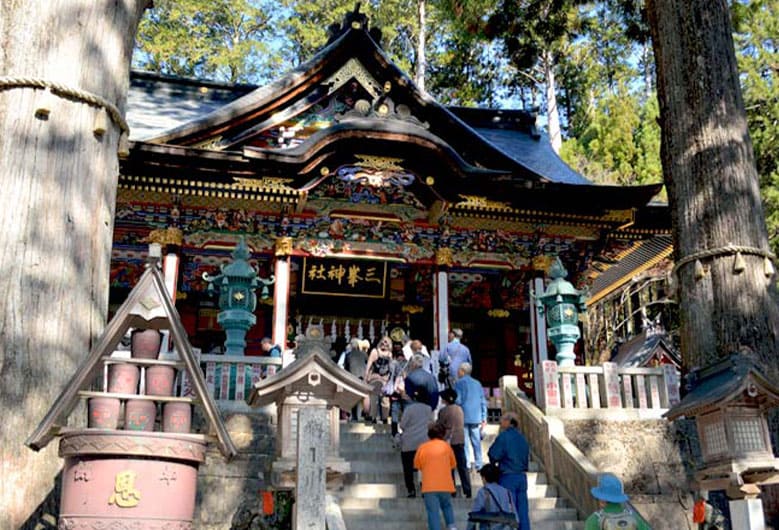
<box><xmin>330</xmin><ymin>328</ymin><xmax>645</xmax><ymax>530</ymax></box>
<box><xmin>334</xmin><ymin>329</ymin><xmax>531</xmax><ymax>530</ymax></box>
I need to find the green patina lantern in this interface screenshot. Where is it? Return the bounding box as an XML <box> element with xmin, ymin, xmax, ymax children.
<box><xmin>535</xmin><ymin>257</ymin><xmax>588</xmax><ymax>366</ymax></box>
<box><xmin>203</xmin><ymin>237</ymin><xmax>267</xmax><ymax>355</ymax></box>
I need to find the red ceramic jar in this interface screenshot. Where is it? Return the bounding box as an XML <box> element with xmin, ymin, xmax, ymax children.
<box><xmin>107</xmin><ymin>363</ymin><xmax>139</xmax><ymax>394</ymax></box>
<box><xmin>131</xmin><ymin>328</ymin><xmax>162</xmax><ymax>360</ymax></box>
<box><xmin>124</xmin><ymin>399</ymin><xmax>157</xmax><ymax>431</ymax></box>
<box><xmin>87</xmin><ymin>397</ymin><xmax>121</xmax><ymax>429</ymax></box>
<box><xmin>162</xmin><ymin>402</ymin><xmax>192</xmax><ymax>433</ymax></box>
<box><xmin>145</xmin><ymin>365</ymin><xmax>176</xmax><ymax>396</ymax></box>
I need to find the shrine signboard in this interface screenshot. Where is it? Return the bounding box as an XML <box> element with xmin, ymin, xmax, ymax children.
<box><xmin>301</xmin><ymin>258</ymin><xmax>387</xmax><ymax>298</ymax></box>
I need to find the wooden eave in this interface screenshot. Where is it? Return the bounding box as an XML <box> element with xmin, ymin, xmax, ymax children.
<box><xmin>26</xmin><ymin>261</ymin><xmax>238</xmax><ymax>460</ymax></box>
<box><xmin>120</xmin><ymin>140</ymin><xmax>670</xmax><ymax>232</ymax></box>
<box><xmin>247</xmin><ymin>349</ymin><xmax>371</xmax><ymax>410</ymax></box>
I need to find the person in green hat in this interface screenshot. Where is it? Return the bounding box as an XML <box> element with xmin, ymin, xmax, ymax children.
<box><xmin>584</xmin><ymin>472</ymin><xmax>651</xmax><ymax>530</ymax></box>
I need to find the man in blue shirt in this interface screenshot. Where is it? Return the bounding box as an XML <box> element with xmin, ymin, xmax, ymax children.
<box><xmin>442</xmin><ymin>328</ymin><xmax>471</xmax><ymax>383</ymax></box>
<box><xmin>454</xmin><ymin>362</ymin><xmax>487</xmax><ymax>471</ymax></box>
<box><xmin>261</xmin><ymin>337</ymin><xmax>282</xmax><ymax>357</ymax></box>
<box><xmin>488</xmin><ymin>413</ymin><xmax>531</xmax><ymax>530</ymax></box>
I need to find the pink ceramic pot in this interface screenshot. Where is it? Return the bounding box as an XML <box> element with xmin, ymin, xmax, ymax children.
<box><xmin>131</xmin><ymin>328</ymin><xmax>162</xmax><ymax>360</ymax></box>
<box><xmin>145</xmin><ymin>365</ymin><xmax>176</xmax><ymax>396</ymax></box>
<box><xmin>88</xmin><ymin>397</ymin><xmax>121</xmax><ymax>429</ymax></box>
<box><xmin>107</xmin><ymin>363</ymin><xmax>139</xmax><ymax>394</ymax></box>
<box><xmin>59</xmin><ymin>430</ymin><xmax>206</xmax><ymax>527</ymax></box>
<box><xmin>162</xmin><ymin>402</ymin><xmax>192</xmax><ymax>433</ymax></box>
<box><xmin>124</xmin><ymin>399</ymin><xmax>157</xmax><ymax>431</ymax></box>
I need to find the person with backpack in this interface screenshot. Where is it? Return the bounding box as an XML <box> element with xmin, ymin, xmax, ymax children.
<box><xmin>467</xmin><ymin>463</ymin><xmax>518</xmax><ymax>530</ymax></box>
<box><xmin>584</xmin><ymin>472</ymin><xmax>650</xmax><ymax>530</ymax></box>
<box><xmin>364</xmin><ymin>336</ymin><xmax>393</xmax><ymax>423</ymax></box>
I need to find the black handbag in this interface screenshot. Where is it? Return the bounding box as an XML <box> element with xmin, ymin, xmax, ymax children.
<box><xmin>467</xmin><ymin>487</ymin><xmax>519</xmax><ymax>528</ymax></box>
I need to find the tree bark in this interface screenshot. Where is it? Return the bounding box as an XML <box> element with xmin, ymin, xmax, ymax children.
<box><xmin>0</xmin><ymin>2</ymin><xmax>148</xmax><ymax>528</ymax></box>
<box><xmin>645</xmin><ymin>0</ymin><xmax>779</xmax><ymax>373</ymax></box>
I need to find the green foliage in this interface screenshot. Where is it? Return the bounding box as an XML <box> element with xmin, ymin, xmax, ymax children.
<box><xmin>732</xmin><ymin>0</ymin><xmax>779</xmax><ymax>254</ymax></box>
<box><xmin>133</xmin><ymin>0</ymin><xmax>283</xmax><ymax>84</ymax></box>
<box><xmin>560</xmin><ymin>84</ymin><xmax>661</xmax><ymax>186</ymax></box>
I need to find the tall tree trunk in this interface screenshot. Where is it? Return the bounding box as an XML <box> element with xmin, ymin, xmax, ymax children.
<box><xmin>415</xmin><ymin>0</ymin><xmax>427</xmax><ymax>92</ymax></box>
<box><xmin>543</xmin><ymin>51</ymin><xmax>562</xmax><ymax>153</ymax></box>
<box><xmin>0</xmin><ymin>2</ymin><xmax>148</xmax><ymax>528</ymax></box>
<box><xmin>645</xmin><ymin>0</ymin><xmax>779</xmax><ymax>374</ymax></box>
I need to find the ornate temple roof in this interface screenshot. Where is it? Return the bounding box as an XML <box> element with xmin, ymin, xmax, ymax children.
<box><xmin>125</xmin><ymin>15</ymin><xmax>659</xmax><ymax>196</ymax></box>
<box><xmin>117</xmin><ymin>7</ymin><xmax>671</xmax><ymax>293</ymax></box>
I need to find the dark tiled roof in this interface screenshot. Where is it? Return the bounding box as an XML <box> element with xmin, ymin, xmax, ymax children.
<box><xmin>127</xmin><ymin>72</ymin><xmax>255</xmax><ymax>140</ymax></box>
<box><xmin>125</xmin><ymin>72</ymin><xmax>589</xmax><ymax>185</ymax></box>
<box><xmin>589</xmin><ymin>235</ymin><xmax>673</xmax><ymax>299</ymax></box>
<box><xmin>665</xmin><ymin>355</ymin><xmax>779</xmax><ymax>420</ymax></box>
<box><xmin>612</xmin><ymin>331</ymin><xmax>681</xmax><ymax>367</ymax></box>
<box><xmin>472</xmin><ymin>127</ymin><xmax>590</xmax><ymax>185</ymax></box>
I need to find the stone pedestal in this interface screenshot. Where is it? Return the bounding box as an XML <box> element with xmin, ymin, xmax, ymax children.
<box><xmin>294</xmin><ymin>406</ymin><xmax>329</xmax><ymax>530</ymax></box>
<box><xmin>248</xmin><ymin>346</ymin><xmax>372</xmax><ymax>529</ymax></box>
<box><xmin>729</xmin><ymin>498</ymin><xmax>765</xmax><ymax>530</ymax></box>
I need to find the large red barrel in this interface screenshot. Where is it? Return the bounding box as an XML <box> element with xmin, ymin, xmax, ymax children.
<box><xmin>58</xmin><ymin>430</ymin><xmax>206</xmax><ymax>528</ymax></box>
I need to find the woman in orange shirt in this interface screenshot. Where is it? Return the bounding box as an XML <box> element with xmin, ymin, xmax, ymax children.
<box><xmin>414</xmin><ymin>421</ymin><xmax>458</xmax><ymax>530</ymax></box>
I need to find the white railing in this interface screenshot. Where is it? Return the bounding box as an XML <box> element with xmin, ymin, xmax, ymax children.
<box><xmin>538</xmin><ymin>361</ymin><xmax>680</xmax><ymax>419</ymax></box>
<box><xmin>200</xmin><ymin>354</ymin><xmax>283</xmax><ymax>403</ymax></box>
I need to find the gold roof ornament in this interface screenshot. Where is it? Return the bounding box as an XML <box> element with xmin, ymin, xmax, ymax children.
<box><xmin>275</xmin><ymin>236</ymin><xmax>294</xmax><ymax>257</ymax></box>
<box><xmin>456</xmin><ymin>194</ymin><xmax>513</xmax><ymax>212</ymax></box>
<box><xmin>435</xmin><ymin>247</ymin><xmax>454</xmax><ymax>267</ymax></box>
<box><xmin>145</xmin><ymin>226</ymin><xmax>184</xmax><ymax>248</ymax></box>
<box><xmin>354</xmin><ymin>154</ymin><xmax>405</xmax><ymax>172</ymax></box>
<box><xmin>532</xmin><ymin>254</ymin><xmax>554</xmax><ymax>273</ymax></box>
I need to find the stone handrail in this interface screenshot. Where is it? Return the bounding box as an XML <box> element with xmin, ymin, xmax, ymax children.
<box><xmin>500</xmin><ymin>375</ymin><xmax>653</xmax><ymax>525</ymax></box>
<box><xmin>199</xmin><ymin>354</ymin><xmax>283</xmax><ymax>403</ymax></box>
<box><xmin>538</xmin><ymin>361</ymin><xmax>680</xmax><ymax>419</ymax></box>
<box><xmin>500</xmin><ymin>375</ymin><xmax>600</xmax><ymax>517</ymax></box>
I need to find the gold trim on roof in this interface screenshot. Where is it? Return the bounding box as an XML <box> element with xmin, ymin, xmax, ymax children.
<box><xmin>325</xmin><ymin>58</ymin><xmax>382</xmax><ymax>99</ymax></box>
<box><xmin>353</xmin><ymin>154</ymin><xmax>405</xmax><ymax>172</ymax></box>
<box><xmin>456</xmin><ymin>195</ymin><xmax>513</xmax><ymax>211</ymax></box>
<box><xmin>118</xmin><ymin>174</ymin><xmax>300</xmax><ymax>203</ymax></box>
<box><xmin>233</xmin><ymin>177</ymin><xmax>296</xmax><ymax>192</ymax></box>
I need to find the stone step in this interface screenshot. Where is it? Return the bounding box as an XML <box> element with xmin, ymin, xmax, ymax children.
<box><xmin>339</xmin><ymin>495</ymin><xmax>569</xmax><ymax>512</ymax></box>
<box><xmin>337</xmin><ymin>421</ymin><xmax>584</xmax><ymax>530</ymax></box>
<box><xmin>341</xmin><ymin>504</ymin><xmax>580</xmax><ymax>525</ymax></box>
<box><xmin>341</xmin><ymin>481</ymin><xmax>559</xmax><ymax>500</ymax></box>
<box><xmin>341</xmin><ymin>516</ymin><xmax>584</xmax><ymax>530</ymax></box>
<box><xmin>340</xmin><ymin>448</ymin><xmax>541</xmax><ymax>471</ymax></box>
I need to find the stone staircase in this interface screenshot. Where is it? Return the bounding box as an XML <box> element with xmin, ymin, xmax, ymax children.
<box><xmin>337</xmin><ymin>421</ymin><xmax>585</xmax><ymax>530</ymax></box>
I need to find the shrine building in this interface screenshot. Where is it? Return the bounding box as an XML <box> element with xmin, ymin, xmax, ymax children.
<box><xmin>116</xmin><ymin>10</ymin><xmax>670</xmax><ymax>390</ymax></box>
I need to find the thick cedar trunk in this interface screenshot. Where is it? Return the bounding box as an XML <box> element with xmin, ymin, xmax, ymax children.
<box><xmin>0</xmin><ymin>2</ymin><xmax>147</xmax><ymax>528</ymax></box>
<box><xmin>645</xmin><ymin>0</ymin><xmax>779</xmax><ymax>373</ymax></box>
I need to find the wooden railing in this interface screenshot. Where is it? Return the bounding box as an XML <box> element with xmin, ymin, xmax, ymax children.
<box><xmin>538</xmin><ymin>361</ymin><xmax>680</xmax><ymax>419</ymax></box>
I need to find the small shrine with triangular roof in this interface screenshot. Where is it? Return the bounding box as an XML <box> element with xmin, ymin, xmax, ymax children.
<box><xmin>26</xmin><ymin>246</ymin><xmax>236</xmax><ymax>527</ymax></box>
